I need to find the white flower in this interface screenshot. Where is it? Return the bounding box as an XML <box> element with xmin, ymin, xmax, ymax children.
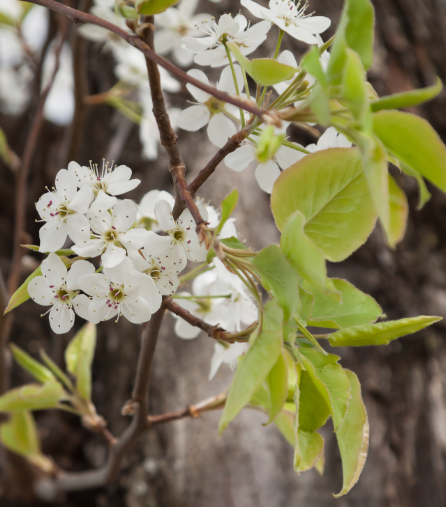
<box><xmin>306</xmin><ymin>126</ymin><xmax>352</xmax><ymax>152</ymax></box>
<box><xmin>36</xmin><ymin>169</ymin><xmax>92</xmax><ymax>253</ymax></box>
<box><xmin>225</xmin><ymin>125</ymin><xmax>305</xmax><ymax>193</ymax></box>
<box><xmin>79</xmin><ymin>256</ymin><xmax>161</xmax><ymax>324</ymax></box>
<box><xmin>128</xmin><ymin>243</ymin><xmax>186</xmax><ymax>296</ymax></box>
<box><xmin>143</xmin><ymin>199</ymin><xmax>209</xmax><ymax>263</ymax></box>
<box><xmin>209</xmin><ymin>342</ymin><xmax>249</xmax><ymax>379</ymax></box>
<box><xmin>154</xmin><ymin>0</ymin><xmax>211</xmax><ymax>67</ymax></box>
<box><xmin>182</xmin><ymin>14</ymin><xmax>271</xmax><ymax>67</ymax></box>
<box><xmin>241</xmin><ymin>0</ymin><xmax>330</xmax><ymax>44</ymax></box>
<box><xmin>0</xmin><ymin>0</ymin><xmax>23</xmax><ymax>22</ymax></box>
<box><xmin>206</xmin><ymin>206</ymin><xmax>238</xmax><ymax>239</ymax></box>
<box><xmin>72</xmin><ymin>199</ymin><xmax>149</xmax><ymax>268</ymax></box>
<box><xmin>176</xmin><ymin>65</ymin><xmax>244</xmax><ymax>147</ymax></box>
<box><xmin>67</xmin><ymin>160</ymin><xmax>140</xmax><ymax>209</ymax></box>
<box><xmin>137</xmin><ymin>189</ymin><xmax>175</xmax><ymax>229</ymax></box>
<box><xmin>28</xmin><ymin>254</ymin><xmax>98</xmax><ymax>334</ymax></box>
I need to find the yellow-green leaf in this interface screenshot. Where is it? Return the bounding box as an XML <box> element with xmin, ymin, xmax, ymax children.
<box><xmin>0</xmin><ymin>380</ymin><xmax>66</xmax><ymax>412</ymax></box>
<box><xmin>265</xmin><ymin>351</ymin><xmax>288</xmax><ymax>424</ymax></box>
<box><xmin>10</xmin><ymin>344</ymin><xmax>55</xmax><ymax>384</ymax></box>
<box><xmin>137</xmin><ymin>0</ymin><xmax>180</xmax><ymax>15</ymax></box>
<box><xmin>388</xmin><ymin>175</ymin><xmax>408</xmax><ymax>246</ymax></box>
<box><xmin>216</xmin><ymin>189</ymin><xmax>238</xmax><ymax>235</ymax></box>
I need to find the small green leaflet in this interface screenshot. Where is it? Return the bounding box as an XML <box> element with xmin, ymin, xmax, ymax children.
<box><xmin>328</xmin><ymin>316</ymin><xmax>441</xmax><ymax>347</ymax></box>
<box><xmin>334</xmin><ymin>370</ymin><xmax>369</xmax><ymax>497</ymax></box>
<box><xmin>342</xmin><ymin>49</ymin><xmax>368</xmax><ymax>121</ymax></box>
<box><xmin>388</xmin><ymin>175</ymin><xmax>409</xmax><ymax>246</ymax></box>
<box><xmin>305</xmin><ymin>278</ymin><xmax>382</xmax><ymax>329</ymax></box>
<box><xmin>0</xmin><ymin>380</ymin><xmax>66</xmax><ymax>412</ymax></box>
<box><xmin>219</xmin><ymin>302</ymin><xmax>283</xmax><ymax>434</ymax></box>
<box><xmin>10</xmin><ymin>344</ymin><xmax>55</xmax><ymax>384</ymax></box>
<box><xmin>137</xmin><ymin>0</ymin><xmax>180</xmax><ymax>15</ymax></box>
<box><xmin>252</xmin><ymin>245</ymin><xmax>299</xmax><ymax>321</ymax></box>
<box><xmin>301</xmin><ymin>47</ymin><xmax>328</xmax><ymax>90</ymax></box>
<box><xmin>271</xmin><ymin>148</ymin><xmax>378</xmax><ymax>262</ymax></box>
<box><xmin>399</xmin><ymin>162</ymin><xmax>431</xmax><ymax>210</ymax></box>
<box><xmin>216</xmin><ymin>189</ymin><xmax>238</xmax><ymax>235</ymax></box>
<box><xmin>265</xmin><ymin>351</ymin><xmax>288</xmax><ymax>424</ymax></box>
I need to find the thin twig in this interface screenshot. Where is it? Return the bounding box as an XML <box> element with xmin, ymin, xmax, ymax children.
<box><xmin>20</xmin><ymin>0</ymin><xmax>275</xmax><ymax>122</ymax></box>
<box><xmin>8</xmin><ymin>17</ymin><xmax>68</xmax><ymax>295</ymax></box>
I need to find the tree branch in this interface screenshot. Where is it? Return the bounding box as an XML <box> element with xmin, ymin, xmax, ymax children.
<box><xmin>20</xmin><ymin>0</ymin><xmax>276</xmax><ymax>122</ymax></box>
<box><xmin>165</xmin><ymin>298</ymin><xmax>255</xmax><ymax>343</ymax></box>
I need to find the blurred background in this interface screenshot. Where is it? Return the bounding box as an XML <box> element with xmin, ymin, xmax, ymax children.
<box><xmin>1</xmin><ymin>0</ymin><xmax>446</xmax><ymax>505</ymax></box>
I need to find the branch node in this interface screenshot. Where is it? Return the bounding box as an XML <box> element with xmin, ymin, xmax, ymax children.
<box><xmin>121</xmin><ymin>400</ymin><xmax>140</xmax><ymax>416</ymax></box>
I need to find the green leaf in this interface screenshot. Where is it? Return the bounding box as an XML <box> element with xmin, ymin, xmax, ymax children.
<box><xmin>301</xmin><ymin>47</ymin><xmax>328</xmax><ymax>89</ymax></box>
<box><xmin>65</xmin><ymin>322</ymin><xmax>97</xmax><ymax>400</ymax></box>
<box><xmin>0</xmin><ymin>380</ymin><xmax>66</xmax><ymax>412</ymax></box>
<box><xmin>271</xmin><ymin>148</ymin><xmax>377</xmax><ymax>262</ymax></box>
<box><xmin>305</xmin><ymin>278</ymin><xmax>382</xmax><ymax>329</ymax></box>
<box><xmin>10</xmin><ymin>345</ymin><xmax>55</xmax><ymax>384</ymax></box>
<box><xmin>280</xmin><ymin>210</ymin><xmax>327</xmax><ymax>291</ymax></box>
<box><xmin>252</xmin><ymin>245</ymin><xmax>299</xmax><ymax>320</ymax></box>
<box><xmin>266</xmin><ymin>351</ymin><xmax>288</xmax><ymax>424</ymax></box>
<box><xmin>274</xmin><ymin>410</ymin><xmax>295</xmax><ymax>446</ymax></box>
<box><xmin>308</xmin><ymin>83</ymin><xmax>331</xmax><ymax>126</ymax></box>
<box><xmin>40</xmin><ymin>350</ymin><xmax>75</xmax><ymax>391</ymax></box>
<box><xmin>219</xmin><ymin>302</ymin><xmax>283</xmax><ymax>434</ymax></box>
<box><xmin>399</xmin><ymin>162</ymin><xmax>431</xmax><ymax>210</ymax></box>
<box><xmin>334</xmin><ymin>370</ymin><xmax>369</xmax><ymax>497</ymax></box>
<box><xmin>136</xmin><ymin>0</ymin><xmax>180</xmax><ymax>15</ymax></box>
<box><xmin>294</xmin><ymin>348</ymin><xmax>351</xmax><ymax>431</ymax></box>
<box><xmin>342</xmin><ymin>49</ymin><xmax>368</xmax><ymax>121</ymax></box>
<box><xmin>216</xmin><ymin>189</ymin><xmax>238</xmax><ymax>235</ymax></box>
<box><xmin>227</xmin><ymin>42</ymin><xmax>253</xmax><ymax>75</ymax></box>
<box><xmin>297</xmin><ymin>285</ymin><xmax>314</xmax><ymax>324</ymax></box>
<box><xmin>22</xmin><ymin>245</ymin><xmax>75</xmax><ymax>256</ymax></box>
<box><xmin>373</xmin><ymin>111</ymin><xmax>446</xmax><ymax>194</ymax></box>
<box><xmin>5</xmin><ymin>256</ymin><xmax>74</xmax><ymax>313</ymax></box>
<box><xmin>328</xmin><ymin>316</ymin><xmax>441</xmax><ymax>347</ymax></box>
<box><xmin>371</xmin><ymin>78</ymin><xmax>442</xmax><ymax>112</ymax></box>
<box><xmin>388</xmin><ymin>175</ymin><xmax>408</xmax><ymax>246</ymax></box>
<box><xmin>118</xmin><ymin>4</ymin><xmax>139</xmax><ymax>18</ymax></box>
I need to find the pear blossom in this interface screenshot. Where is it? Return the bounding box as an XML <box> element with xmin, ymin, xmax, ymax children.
<box><xmin>225</xmin><ymin>125</ymin><xmax>305</xmax><ymax>193</ymax></box>
<box><xmin>154</xmin><ymin>0</ymin><xmax>211</xmax><ymax>67</ymax></box>
<box><xmin>72</xmin><ymin>199</ymin><xmax>149</xmax><ymax>268</ymax></box>
<box><xmin>36</xmin><ymin>169</ymin><xmax>92</xmax><ymax>253</ymax></box>
<box><xmin>128</xmin><ymin>244</ymin><xmax>186</xmax><ymax>296</ymax></box>
<box><xmin>28</xmin><ymin>254</ymin><xmax>98</xmax><ymax>334</ymax></box>
<box><xmin>241</xmin><ymin>0</ymin><xmax>330</xmax><ymax>45</ymax></box>
<box><xmin>182</xmin><ymin>14</ymin><xmax>271</xmax><ymax>67</ymax></box>
<box><xmin>209</xmin><ymin>342</ymin><xmax>249</xmax><ymax>379</ymax></box>
<box><xmin>137</xmin><ymin>189</ymin><xmax>175</xmax><ymax>230</ymax></box>
<box><xmin>79</xmin><ymin>257</ymin><xmax>161</xmax><ymax>324</ymax></box>
<box><xmin>67</xmin><ymin>160</ymin><xmax>140</xmax><ymax>209</ymax></box>
<box><xmin>176</xmin><ymin>65</ymin><xmax>244</xmax><ymax>147</ymax></box>
<box><xmin>306</xmin><ymin>126</ymin><xmax>352</xmax><ymax>152</ymax></box>
<box><xmin>143</xmin><ymin>199</ymin><xmax>209</xmax><ymax>263</ymax></box>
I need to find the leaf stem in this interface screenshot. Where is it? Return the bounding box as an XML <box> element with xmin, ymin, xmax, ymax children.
<box><xmin>294</xmin><ymin>318</ymin><xmax>328</xmax><ymax>355</ymax></box>
<box><xmin>224</xmin><ymin>42</ymin><xmax>245</xmax><ymax>128</ymax></box>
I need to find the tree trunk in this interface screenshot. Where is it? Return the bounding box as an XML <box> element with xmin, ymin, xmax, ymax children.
<box><xmin>1</xmin><ymin>0</ymin><xmax>446</xmax><ymax>505</ymax></box>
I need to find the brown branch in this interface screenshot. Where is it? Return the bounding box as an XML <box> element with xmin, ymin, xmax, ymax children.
<box><xmin>8</xmin><ymin>16</ymin><xmax>68</xmax><ymax>295</ymax></box>
<box><xmin>165</xmin><ymin>298</ymin><xmax>255</xmax><ymax>343</ymax></box>
<box><xmin>20</xmin><ymin>0</ymin><xmax>274</xmax><ymax>122</ymax></box>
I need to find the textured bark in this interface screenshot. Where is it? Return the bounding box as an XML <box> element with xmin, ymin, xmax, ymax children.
<box><xmin>1</xmin><ymin>0</ymin><xmax>446</xmax><ymax>505</ymax></box>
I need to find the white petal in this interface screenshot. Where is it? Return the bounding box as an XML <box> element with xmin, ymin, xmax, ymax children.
<box><xmin>333</xmin><ymin>133</ymin><xmax>352</xmax><ymax>148</ymax></box>
<box><xmin>49</xmin><ymin>302</ymin><xmax>75</xmax><ymax>334</ymax></box>
<box><xmin>181</xmin><ymin>36</ymin><xmax>210</xmax><ymax>52</ymax></box>
<box><xmin>317</xmin><ymin>127</ymin><xmax>339</xmax><ymax>150</ymax></box>
<box><xmin>39</xmin><ymin>221</ymin><xmax>68</xmax><ymax>253</ymax></box>
<box><xmin>209</xmin><ymin>343</ymin><xmax>227</xmax><ymax>380</ymax></box>
<box><xmin>79</xmin><ymin>273</ymin><xmax>109</xmax><ymax>297</ymax></box>
<box><xmin>154</xmin><ymin>29</ymin><xmax>178</xmax><ymax>55</ymax></box>
<box><xmin>225</xmin><ymin>144</ymin><xmax>256</xmax><ymax>171</ymax></box>
<box><xmin>219</xmin><ymin>218</ymin><xmax>238</xmax><ymax>239</ymax></box>
<box><xmin>207</xmin><ymin>113</ymin><xmax>236</xmax><ymax>148</ymax></box>
<box><xmin>69</xmin><ymin>185</ymin><xmax>94</xmax><ymax>213</ymax></box>
<box><xmin>55</xmin><ymin>169</ymin><xmax>77</xmax><ymax>202</ymax></box>
<box><xmin>66</xmin><ymin>213</ymin><xmax>90</xmax><ymax>246</ymax></box>
<box><xmin>127</xmin><ymin>274</ymin><xmax>162</xmax><ymax>312</ymax></box>
<box><xmin>107</xmin><ymin>179</ymin><xmax>140</xmax><ymax>196</ymax></box>
<box><xmin>68</xmin><ymin>161</ymin><xmax>90</xmax><ymax>187</ymax></box>
<box><xmin>255</xmin><ymin>161</ymin><xmax>281</xmax><ymax>194</ymax></box>
<box><xmin>278</xmin><ymin>50</ymin><xmax>298</xmax><ymax>68</ymax></box>
<box><xmin>194</xmin><ymin>48</ymin><xmax>225</xmax><ymax>66</ymax></box>
<box><xmin>87</xmin><ymin>204</ymin><xmax>112</xmax><ymax>233</ymax></box>
<box><xmin>112</xmin><ymin>199</ymin><xmax>137</xmax><ymax>232</ymax></box>
<box><xmin>174</xmin><ymin>317</ymin><xmax>201</xmax><ymax>339</ymax></box>
<box><xmin>275</xmin><ymin>144</ymin><xmax>306</xmax><ymax>169</ymax></box>
<box><xmin>128</xmin><ymin>249</ymin><xmax>151</xmax><ymax>272</ymax></box>
<box><xmin>28</xmin><ymin>277</ymin><xmax>55</xmax><ymax>306</ymax></box>
<box><xmin>104</xmin><ymin>256</ymin><xmax>132</xmax><ymax>285</ymax></box>
<box><xmin>285</xmin><ymin>25</ymin><xmax>318</xmax><ymax>44</ymax></box>
<box><xmin>176</xmin><ymin>105</ymin><xmax>210</xmax><ymax>131</ymax></box>
<box><xmin>106</xmin><ymin>165</ymin><xmax>132</xmax><ymax>183</ymax></box>
<box><xmin>155</xmin><ymin>200</ymin><xmax>175</xmax><ymax>231</ymax></box>
<box><xmin>94</xmin><ymin>190</ymin><xmax>117</xmax><ymax>210</ymax></box>
<box><xmin>240</xmin><ymin>0</ymin><xmax>269</xmax><ymax>19</ymax></box>
<box><xmin>101</xmin><ymin>244</ymin><xmax>127</xmax><ymax>268</ymax></box>
<box><xmin>156</xmin><ymin>8</ymin><xmax>181</xmax><ymax>28</ymax></box>
<box><xmin>66</xmin><ymin>260</ymin><xmax>96</xmax><ymax>291</ymax></box>
<box><xmin>72</xmin><ymin>239</ymin><xmax>105</xmax><ymax>258</ymax></box>
<box><xmin>186</xmin><ymin>69</ymin><xmax>212</xmax><ymax>102</ymax></box>
<box><xmin>183</xmin><ymin>234</ymin><xmax>207</xmax><ymax>262</ymax></box>
<box><xmin>173</xmin><ymin>46</ymin><xmax>195</xmax><ymax>67</ymax></box>
<box><xmin>298</xmin><ymin>16</ymin><xmax>331</xmax><ymax>35</ymax></box>
<box><xmin>89</xmin><ymin>297</ymin><xmax>118</xmax><ymax>322</ymax></box>
<box><xmin>122</xmin><ymin>297</ymin><xmax>152</xmax><ymax>324</ymax></box>
<box><xmin>235</xmin><ymin>14</ymin><xmax>248</xmax><ymax>31</ymax></box>
<box><xmin>139</xmin><ymin>190</ymin><xmax>175</xmax><ymax>220</ymax></box>
<box><xmin>119</xmin><ymin>228</ymin><xmax>150</xmax><ymax>250</ymax></box>
<box><xmin>72</xmin><ymin>294</ymin><xmax>99</xmax><ymax>324</ymax></box>
<box><xmin>36</xmin><ymin>191</ymin><xmax>61</xmax><ymax>221</ymax></box>
<box><xmin>178</xmin><ymin>0</ymin><xmax>199</xmax><ymax>18</ymax></box>
<box><xmin>217</xmin><ymin>64</ymin><xmax>244</xmax><ymax>95</ymax></box>
<box><xmin>41</xmin><ymin>252</ymin><xmax>67</xmax><ymax>288</ymax></box>
<box><xmin>143</xmin><ymin>231</ymin><xmax>174</xmax><ymax>256</ymax></box>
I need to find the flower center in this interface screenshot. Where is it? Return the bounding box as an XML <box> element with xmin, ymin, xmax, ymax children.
<box><xmin>139</xmin><ymin>216</ymin><xmax>155</xmax><ymax>230</ymax></box>
<box><xmin>170</xmin><ymin>228</ymin><xmax>185</xmax><ymax>244</ymax></box>
<box><xmin>54</xmin><ymin>286</ymin><xmax>77</xmax><ymax>303</ymax></box>
<box><xmin>273</xmin><ymin>0</ymin><xmax>312</xmax><ymax>25</ymax></box>
<box><xmin>147</xmin><ymin>266</ymin><xmax>161</xmax><ymax>280</ymax></box>
<box><xmin>104</xmin><ymin>228</ymin><xmax>120</xmax><ymax>243</ymax></box>
<box><xmin>205</xmin><ymin>97</ymin><xmax>225</xmax><ymax>116</ymax></box>
<box><xmin>197</xmin><ymin>298</ymin><xmax>212</xmax><ymax>314</ymax></box>
<box><xmin>108</xmin><ymin>285</ymin><xmax>125</xmax><ymax>303</ymax></box>
<box><xmin>57</xmin><ymin>203</ymin><xmax>69</xmax><ymax>219</ymax></box>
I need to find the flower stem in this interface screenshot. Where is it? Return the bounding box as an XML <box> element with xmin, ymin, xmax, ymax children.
<box><xmin>281</xmin><ymin>139</ymin><xmax>311</xmax><ymax>154</ymax></box>
<box><xmin>179</xmin><ymin>263</ymin><xmax>213</xmax><ymax>283</ymax></box>
<box><xmin>274</xmin><ymin>29</ymin><xmax>285</xmax><ymax>59</ymax></box>
<box><xmin>172</xmin><ymin>294</ymin><xmax>232</xmax><ymax>300</ymax></box>
<box><xmin>241</xmin><ymin>67</ymin><xmax>251</xmax><ymax>101</ymax></box>
<box><xmin>224</xmin><ymin>43</ymin><xmax>245</xmax><ymax>128</ymax></box>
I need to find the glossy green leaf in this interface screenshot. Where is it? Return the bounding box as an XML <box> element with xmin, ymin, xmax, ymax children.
<box><xmin>399</xmin><ymin>162</ymin><xmax>431</xmax><ymax>210</ymax></box>
<box><xmin>305</xmin><ymin>278</ymin><xmax>382</xmax><ymax>329</ymax></box>
<box><xmin>216</xmin><ymin>189</ymin><xmax>238</xmax><ymax>235</ymax></box>
<box><xmin>388</xmin><ymin>175</ymin><xmax>408</xmax><ymax>246</ymax></box>
<box><xmin>371</xmin><ymin>78</ymin><xmax>442</xmax><ymax>112</ymax></box>
<box><xmin>328</xmin><ymin>316</ymin><xmax>441</xmax><ymax>347</ymax></box>
<box><xmin>65</xmin><ymin>322</ymin><xmax>97</xmax><ymax>400</ymax></box>
<box><xmin>334</xmin><ymin>370</ymin><xmax>369</xmax><ymax>497</ymax></box>
<box><xmin>10</xmin><ymin>344</ymin><xmax>54</xmax><ymax>384</ymax></box>
<box><xmin>251</xmin><ymin>58</ymin><xmax>298</xmax><ymax>86</ymax></box>
<box><xmin>0</xmin><ymin>380</ymin><xmax>66</xmax><ymax>412</ymax></box>
<box><xmin>219</xmin><ymin>302</ymin><xmax>283</xmax><ymax>434</ymax></box>
<box><xmin>373</xmin><ymin>111</ymin><xmax>446</xmax><ymax>193</ymax></box>
<box><xmin>271</xmin><ymin>148</ymin><xmax>378</xmax><ymax>262</ymax></box>
<box><xmin>294</xmin><ymin>348</ymin><xmax>351</xmax><ymax>431</ymax></box>
<box><xmin>280</xmin><ymin>210</ymin><xmax>327</xmax><ymax>291</ymax></box>
<box><xmin>266</xmin><ymin>352</ymin><xmax>288</xmax><ymax>424</ymax></box>
<box><xmin>342</xmin><ymin>49</ymin><xmax>368</xmax><ymax>121</ymax></box>
<box><xmin>137</xmin><ymin>0</ymin><xmax>180</xmax><ymax>15</ymax></box>
<box><xmin>252</xmin><ymin>245</ymin><xmax>299</xmax><ymax>321</ymax></box>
